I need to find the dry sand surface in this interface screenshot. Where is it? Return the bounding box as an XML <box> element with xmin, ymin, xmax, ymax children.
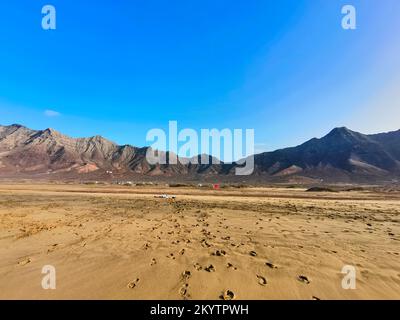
<box><xmin>0</xmin><ymin>183</ymin><xmax>399</xmax><ymax>300</ymax></box>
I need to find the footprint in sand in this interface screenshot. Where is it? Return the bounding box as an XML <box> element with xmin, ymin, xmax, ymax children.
<box><xmin>205</xmin><ymin>264</ymin><xmax>216</xmax><ymax>272</ymax></box>
<box><xmin>220</xmin><ymin>290</ymin><xmax>236</xmax><ymax>300</ymax></box>
<box><xmin>265</xmin><ymin>262</ymin><xmax>278</xmax><ymax>269</ymax></box>
<box><xmin>179</xmin><ymin>283</ymin><xmax>189</xmax><ymax>297</ymax></box>
<box><xmin>298</xmin><ymin>275</ymin><xmax>310</xmax><ymax>284</ymax></box>
<box><xmin>227</xmin><ymin>263</ymin><xmax>237</xmax><ymax>270</ymax></box>
<box><xmin>167</xmin><ymin>253</ymin><xmax>176</xmax><ymax>260</ymax></box>
<box><xmin>201</xmin><ymin>239</ymin><xmax>212</xmax><ymax>248</ymax></box>
<box><xmin>47</xmin><ymin>244</ymin><xmax>59</xmax><ymax>254</ymax></box>
<box><xmin>18</xmin><ymin>258</ymin><xmax>32</xmax><ymax>266</ymax></box>
<box><xmin>257</xmin><ymin>275</ymin><xmax>267</xmax><ymax>286</ymax></box>
<box><xmin>212</xmin><ymin>250</ymin><xmax>226</xmax><ymax>257</ymax></box>
<box><xmin>182</xmin><ymin>270</ymin><xmax>191</xmax><ymax>280</ymax></box>
<box><xmin>127</xmin><ymin>278</ymin><xmax>140</xmax><ymax>289</ymax></box>
<box><xmin>150</xmin><ymin>258</ymin><xmax>157</xmax><ymax>266</ymax></box>
<box><xmin>179</xmin><ymin>249</ymin><xmax>186</xmax><ymax>255</ymax></box>
<box><xmin>194</xmin><ymin>263</ymin><xmax>202</xmax><ymax>271</ymax></box>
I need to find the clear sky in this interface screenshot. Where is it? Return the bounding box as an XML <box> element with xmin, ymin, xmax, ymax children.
<box><xmin>1</xmin><ymin>0</ymin><xmax>400</xmax><ymax>154</ymax></box>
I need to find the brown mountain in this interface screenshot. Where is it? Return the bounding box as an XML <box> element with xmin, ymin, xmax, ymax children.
<box><xmin>252</xmin><ymin>127</ymin><xmax>400</xmax><ymax>183</ymax></box>
<box><xmin>1</xmin><ymin>124</ymin><xmax>399</xmax><ymax>183</ymax></box>
<box><xmin>0</xmin><ymin>124</ymin><xmax>215</xmax><ymax>179</ymax></box>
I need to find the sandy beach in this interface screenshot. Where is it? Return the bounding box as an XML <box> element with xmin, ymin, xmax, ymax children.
<box><xmin>0</xmin><ymin>183</ymin><xmax>399</xmax><ymax>300</ymax></box>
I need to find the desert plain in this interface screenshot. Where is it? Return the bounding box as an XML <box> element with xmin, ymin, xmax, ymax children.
<box><xmin>0</xmin><ymin>182</ymin><xmax>399</xmax><ymax>300</ymax></box>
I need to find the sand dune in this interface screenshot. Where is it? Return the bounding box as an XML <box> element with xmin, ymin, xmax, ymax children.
<box><xmin>0</xmin><ymin>183</ymin><xmax>399</xmax><ymax>300</ymax></box>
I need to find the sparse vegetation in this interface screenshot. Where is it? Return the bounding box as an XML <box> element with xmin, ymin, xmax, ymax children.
<box><xmin>306</xmin><ymin>186</ymin><xmax>337</xmax><ymax>192</ymax></box>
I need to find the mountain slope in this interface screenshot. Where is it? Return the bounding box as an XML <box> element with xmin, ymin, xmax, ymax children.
<box><xmin>253</xmin><ymin>127</ymin><xmax>400</xmax><ymax>181</ymax></box>
<box><xmin>1</xmin><ymin>124</ymin><xmax>400</xmax><ymax>183</ymax></box>
<box><xmin>0</xmin><ymin>124</ymin><xmax>219</xmax><ymax>178</ymax></box>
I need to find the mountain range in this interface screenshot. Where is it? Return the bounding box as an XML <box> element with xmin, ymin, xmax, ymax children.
<box><xmin>1</xmin><ymin>124</ymin><xmax>399</xmax><ymax>184</ymax></box>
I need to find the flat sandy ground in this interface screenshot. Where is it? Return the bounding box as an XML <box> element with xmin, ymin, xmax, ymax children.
<box><xmin>0</xmin><ymin>183</ymin><xmax>399</xmax><ymax>300</ymax></box>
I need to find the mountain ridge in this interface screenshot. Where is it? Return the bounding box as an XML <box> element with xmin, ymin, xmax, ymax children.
<box><xmin>1</xmin><ymin>123</ymin><xmax>399</xmax><ymax>183</ymax></box>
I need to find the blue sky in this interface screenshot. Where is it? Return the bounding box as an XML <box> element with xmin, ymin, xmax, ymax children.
<box><xmin>1</xmin><ymin>0</ymin><xmax>400</xmax><ymax>154</ymax></box>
